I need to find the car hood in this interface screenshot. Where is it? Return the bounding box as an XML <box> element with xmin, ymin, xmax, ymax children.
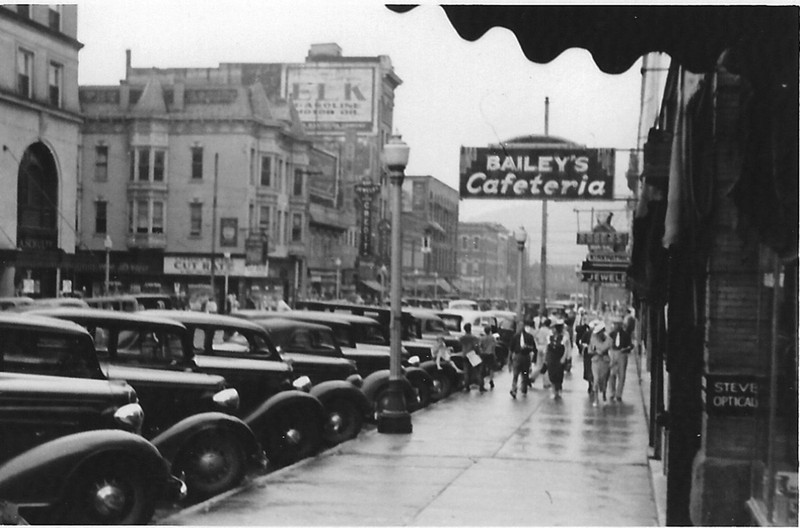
<box><xmin>102</xmin><ymin>362</ymin><xmax>227</xmax><ymax>390</ymax></box>
<box><xmin>194</xmin><ymin>354</ymin><xmax>293</xmax><ymax>375</ymax></box>
<box><xmin>0</xmin><ymin>372</ymin><xmax>137</xmax><ymax>404</ymax></box>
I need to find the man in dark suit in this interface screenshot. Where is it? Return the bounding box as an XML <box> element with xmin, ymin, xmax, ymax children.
<box><xmin>509</xmin><ymin>320</ymin><xmax>537</xmax><ymax>398</ymax></box>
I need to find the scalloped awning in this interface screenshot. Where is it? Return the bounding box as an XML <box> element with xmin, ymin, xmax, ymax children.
<box><xmin>387</xmin><ymin>5</ymin><xmax>796</xmax><ymax>76</ymax></box>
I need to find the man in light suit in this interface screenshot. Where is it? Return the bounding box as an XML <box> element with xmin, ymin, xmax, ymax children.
<box><xmin>509</xmin><ymin>320</ymin><xmax>537</xmax><ymax>398</ymax></box>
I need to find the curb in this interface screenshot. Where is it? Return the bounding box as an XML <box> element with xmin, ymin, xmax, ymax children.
<box><xmin>636</xmin><ymin>355</ymin><xmax>666</xmax><ymax>526</ymax></box>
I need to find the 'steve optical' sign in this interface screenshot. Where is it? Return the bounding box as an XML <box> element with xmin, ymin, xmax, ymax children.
<box><xmin>703</xmin><ymin>374</ymin><xmax>762</xmax><ymax>415</ymax></box>
<box><xmin>459</xmin><ymin>147</ymin><xmax>614</xmax><ymax>200</ymax></box>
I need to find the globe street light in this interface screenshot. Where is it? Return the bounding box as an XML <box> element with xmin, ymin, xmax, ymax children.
<box><xmin>334</xmin><ymin>257</ymin><xmax>342</xmax><ymax>300</ymax></box>
<box><xmin>514</xmin><ymin>226</ymin><xmax>527</xmax><ymax>322</ymax></box>
<box><xmin>103</xmin><ymin>235</ymin><xmax>113</xmax><ymax>295</ymax></box>
<box><xmin>378</xmin><ymin>134</ymin><xmax>412</xmax><ymax>434</ymax></box>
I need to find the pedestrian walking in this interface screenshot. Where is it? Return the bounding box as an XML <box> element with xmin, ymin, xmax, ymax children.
<box><xmin>573</xmin><ymin>310</ymin><xmax>593</xmax><ymax>393</ymax></box>
<box><xmin>589</xmin><ymin>322</ymin><xmax>613</xmax><ymax>405</ymax></box>
<box><xmin>607</xmin><ymin>317</ymin><xmax>634</xmax><ymax>402</ymax></box>
<box><xmin>459</xmin><ymin>323</ymin><xmax>484</xmax><ymax>392</ymax></box>
<box><xmin>531</xmin><ymin>318</ymin><xmax>552</xmax><ymax>388</ymax></box>
<box><xmin>545</xmin><ymin>319</ymin><xmax>571</xmax><ymax>398</ymax></box>
<box><xmin>479</xmin><ymin>324</ymin><xmax>498</xmax><ymax>390</ymax></box>
<box><xmin>509</xmin><ymin>320</ymin><xmax>536</xmax><ymax>398</ymax></box>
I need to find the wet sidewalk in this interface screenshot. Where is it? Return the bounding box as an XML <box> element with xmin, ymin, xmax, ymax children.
<box><xmin>161</xmin><ymin>355</ymin><xmax>658</xmax><ymax>526</ymax></box>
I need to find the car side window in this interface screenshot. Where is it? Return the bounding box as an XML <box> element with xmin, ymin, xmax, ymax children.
<box><xmin>117</xmin><ymin>329</ymin><xmax>183</xmax><ymax>364</ymax></box>
<box><xmin>287</xmin><ymin>329</ymin><xmax>313</xmax><ymax>350</ymax></box>
<box><xmin>361</xmin><ymin>324</ymin><xmax>388</xmax><ymax>345</ymax></box>
<box><xmin>210</xmin><ymin>329</ymin><xmax>249</xmax><ymax>354</ymax></box>
<box><xmin>0</xmin><ymin>329</ymin><xmax>94</xmax><ymax>378</ymax></box>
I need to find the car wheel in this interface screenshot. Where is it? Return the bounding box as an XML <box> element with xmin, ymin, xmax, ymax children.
<box><xmin>323</xmin><ymin>398</ymin><xmax>363</xmax><ymax>445</ymax></box>
<box><xmin>174</xmin><ymin>430</ymin><xmax>246</xmax><ymax>500</ymax></box>
<box><xmin>407</xmin><ymin>377</ymin><xmax>432</xmax><ymax>411</ymax></box>
<box><xmin>430</xmin><ymin>371</ymin><xmax>453</xmax><ymax>401</ymax></box>
<box><xmin>262</xmin><ymin>409</ymin><xmax>321</xmax><ymax>467</ymax></box>
<box><xmin>57</xmin><ymin>457</ymin><xmax>156</xmax><ymax>525</ymax></box>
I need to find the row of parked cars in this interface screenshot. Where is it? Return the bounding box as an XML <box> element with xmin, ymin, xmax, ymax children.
<box><xmin>0</xmin><ymin>295</ymin><xmax>516</xmax><ymax>524</ymax></box>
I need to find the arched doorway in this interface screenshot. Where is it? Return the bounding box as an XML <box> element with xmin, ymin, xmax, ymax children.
<box><xmin>15</xmin><ymin>142</ymin><xmax>60</xmax><ymax>297</ymax></box>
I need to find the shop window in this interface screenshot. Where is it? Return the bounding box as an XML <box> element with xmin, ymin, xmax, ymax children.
<box><xmin>189</xmin><ymin>203</ymin><xmax>202</xmax><ymax>236</ymax></box>
<box><xmin>94</xmin><ymin>200</ymin><xmax>107</xmax><ymax>234</ymax></box>
<box><xmin>259</xmin><ymin>205</ymin><xmax>271</xmax><ymax>238</ymax></box>
<box><xmin>152</xmin><ymin>201</ymin><xmax>164</xmax><ymax>233</ymax></box>
<box><xmin>94</xmin><ymin>145</ymin><xmax>108</xmax><ymax>181</ymax></box>
<box><xmin>153</xmin><ymin>150</ymin><xmax>165</xmax><ymax>182</ymax></box>
<box><xmin>48</xmin><ymin>62</ymin><xmax>62</xmax><ymax>107</ymax></box>
<box><xmin>137</xmin><ymin>147</ymin><xmax>150</xmax><ymax>181</ymax></box>
<box><xmin>291</xmin><ymin>213</ymin><xmax>303</xmax><ymax>242</ymax></box>
<box><xmin>47</xmin><ymin>5</ymin><xmax>61</xmax><ymax>31</ymax></box>
<box><xmin>17</xmin><ymin>48</ymin><xmax>33</xmax><ymax>98</ymax></box>
<box><xmin>191</xmin><ymin>146</ymin><xmax>203</xmax><ymax>180</ymax></box>
<box><xmin>293</xmin><ymin>169</ymin><xmax>304</xmax><ymax>196</ymax></box>
<box><xmin>260</xmin><ymin>156</ymin><xmax>271</xmax><ymax>187</ymax></box>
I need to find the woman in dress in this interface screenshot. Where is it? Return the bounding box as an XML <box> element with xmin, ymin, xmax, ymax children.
<box><xmin>589</xmin><ymin>322</ymin><xmax>613</xmax><ymax>405</ymax></box>
<box><xmin>545</xmin><ymin>320</ymin><xmax>571</xmax><ymax>398</ymax></box>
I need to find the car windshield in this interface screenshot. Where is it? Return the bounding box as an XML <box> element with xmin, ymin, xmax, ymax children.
<box><xmin>353</xmin><ymin>322</ymin><xmax>388</xmax><ymax>345</ymax></box>
<box><xmin>438</xmin><ymin>314</ymin><xmax>462</xmax><ymax>332</ymax></box>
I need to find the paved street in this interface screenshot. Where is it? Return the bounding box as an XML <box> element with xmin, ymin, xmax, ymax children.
<box><xmin>162</xmin><ymin>355</ymin><xmax>658</xmax><ymax>526</ymax></box>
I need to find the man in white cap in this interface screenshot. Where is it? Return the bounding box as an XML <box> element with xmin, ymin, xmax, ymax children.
<box><xmin>589</xmin><ymin>321</ymin><xmax>613</xmax><ymax>405</ymax></box>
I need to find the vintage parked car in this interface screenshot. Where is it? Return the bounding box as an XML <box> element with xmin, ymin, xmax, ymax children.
<box><xmin>0</xmin><ymin>313</ymin><xmax>185</xmax><ymax>524</ymax></box>
<box><xmin>234</xmin><ymin>311</ymin><xmax>441</xmax><ymax>410</ymax></box>
<box><xmin>0</xmin><ymin>296</ymin><xmax>34</xmax><ymax>311</ymax></box>
<box><xmin>31</xmin><ymin>308</ymin><xmax>325</xmax><ymax>472</ymax></box>
<box><xmin>85</xmin><ymin>293</ymin><xmax>175</xmax><ymax>312</ymax></box>
<box><xmin>143</xmin><ymin>310</ymin><xmax>371</xmax><ymax>446</ymax></box>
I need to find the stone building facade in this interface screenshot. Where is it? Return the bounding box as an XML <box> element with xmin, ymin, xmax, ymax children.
<box><xmin>0</xmin><ymin>5</ymin><xmax>82</xmax><ymax>297</ymax></box>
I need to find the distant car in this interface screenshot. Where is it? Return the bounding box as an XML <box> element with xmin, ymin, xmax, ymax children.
<box><xmin>85</xmin><ymin>293</ymin><xmax>175</xmax><ymax>311</ymax></box>
<box><xmin>447</xmin><ymin>299</ymin><xmax>479</xmax><ymax>311</ymax></box>
<box><xmin>144</xmin><ymin>310</ymin><xmax>370</xmax><ymax>446</ymax></box>
<box><xmin>9</xmin><ymin>297</ymin><xmax>89</xmax><ymax>312</ymax></box>
<box><xmin>0</xmin><ymin>296</ymin><xmax>34</xmax><ymax>311</ymax></box>
<box><xmin>31</xmin><ymin>307</ymin><xmax>326</xmax><ymax>472</ymax></box>
<box><xmin>0</xmin><ymin>313</ymin><xmax>184</xmax><ymax>524</ymax></box>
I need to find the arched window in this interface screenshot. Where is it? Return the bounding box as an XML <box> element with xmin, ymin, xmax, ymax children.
<box><xmin>17</xmin><ymin>143</ymin><xmax>58</xmax><ymax>247</ymax></box>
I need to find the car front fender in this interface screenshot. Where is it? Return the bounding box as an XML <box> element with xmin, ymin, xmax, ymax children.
<box><xmin>403</xmin><ymin>365</ymin><xmax>433</xmax><ymax>388</ymax></box>
<box><xmin>310</xmin><ymin>380</ymin><xmax>372</xmax><ymax>417</ymax></box>
<box><xmin>361</xmin><ymin>369</ymin><xmax>415</xmax><ymax>404</ymax></box>
<box><xmin>242</xmin><ymin>390</ymin><xmax>325</xmax><ymax>435</ymax></box>
<box><xmin>149</xmin><ymin>412</ymin><xmax>262</xmax><ymax>468</ymax></box>
<box><xmin>419</xmin><ymin>359</ymin><xmax>460</xmax><ymax>384</ymax></box>
<box><xmin>0</xmin><ymin>430</ymin><xmax>171</xmax><ymax>509</ymax></box>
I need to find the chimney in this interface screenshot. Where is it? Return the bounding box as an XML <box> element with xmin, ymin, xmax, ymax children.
<box><xmin>125</xmin><ymin>49</ymin><xmax>131</xmax><ymax>81</ymax></box>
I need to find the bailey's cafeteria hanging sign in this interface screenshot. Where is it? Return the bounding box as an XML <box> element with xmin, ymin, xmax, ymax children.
<box><xmin>459</xmin><ymin>147</ymin><xmax>614</xmax><ymax>200</ymax></box>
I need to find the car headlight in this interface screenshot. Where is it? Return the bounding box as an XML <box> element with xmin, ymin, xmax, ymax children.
<box><xmin>346</xmin><ymin>373</ymin><xmax>363</xmax><ymax>388</ymax></box>
<box><xmin>212</xmin><ymin>388</ymin><xmax>240</xmax><ymax>411</ymax></box>
<box><xmin>113</xmin><ymin>403</ymin><xmax>144</xmax><ymax>433</ymax></box>
<box><xmin>407</xmin><ymin>356</ymin><xmax>420</xmax><ymax>366</ymax></box>
<box><xmin>292</xmin><ymin>375</ymin><xmax>312</xmax><ymax>392</ymax></box>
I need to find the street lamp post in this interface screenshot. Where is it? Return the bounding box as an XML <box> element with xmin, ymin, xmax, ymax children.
<box><xmin>433</xmin><ymin>271</ymin><xmax>438</xmax><ymax>301</ymax></box>
<box><xmin>514</xmin><ymin>226</ymin><xmax>527</xmax><ymax>322</ymax></box>
<box><xmin>104</xmin><ymin>235</ymin><xmax>113</xmax><ymax>295</ymax></box>
<box><xmin>377</xmin><ymin>134</ymin><xmax>412</xmax><ymax>434</ymax></box>
<box><xmin>223</xmin><ymin>252</ymin><xmax>231</xmax><ymax>312</ymax></box>
<box><xmin>378</xmin><ymin>265</ymin><xmax>387</xmax><ymax>305</ymax></box>
<box><xmin>334</xmin><ymin>257</ymin><xmax>342</xmax><ymax>300</ymax></box>
<box><xmin>413</xmin><ymin>268</ymin><xmax>420</xmax><ymax>297</ymax></box>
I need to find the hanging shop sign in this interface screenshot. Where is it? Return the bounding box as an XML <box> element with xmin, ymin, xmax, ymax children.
<box><xmin>702</xmin><ymin>374</ymin><xmax>763</xmax><ymax>416</ymax></box>
<box><xmin>220</xmin><ymin>218</ymin><xmax>238</xmax><ymax>247</ymax></box>
<box><xmin>245</xmin><ymin>234</ymin><xmax>268</xmax><ymax>266</ymax></box>
<box><xmin>459</xmin><ymin>147</ymin><xmax>614</xmax><ymax>200</ymax></box>
<box><xmin>581</xmin><ymin>260</ymin><xmax>629</xmax><ymax>274</ymax></box>
<box><xmin>355</xmin><ymin>178</ymin><xmax>381</xmax><ymax>257</ymax></box>
<box><xmin>577</xmin><ymin>231</ymin><xmax>629</xmax><ymax>246</ymax></box>
<box><xmin>579</xmin><ymin>270</ymin><xmax>627</xmax><ymax>284</ymax></box>
<box><xmin>585</xmin><ymin>252</ymin><xmax>630</xmax><ymax>266</ymax></box>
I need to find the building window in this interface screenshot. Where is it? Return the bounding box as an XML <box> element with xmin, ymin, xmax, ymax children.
<box><xmin>48</xmin><ymin>62</ymin><xmax>62</xmax><ymax>107</ymax></box>
<box><xmin>137</xmin><ymin>147</ymin><xmax>150</xmax><ymax>181</ymax></box>
<box><xmin>259</xmin><ymin>205</ymin><xmax>271</xmax><ymax>238</ymax></box>
<box><xmin>153</xmin><ymin>150</ymin><xmax>165</xmax><ymax>182</ymax></box>
<box><xmin>17</xmin><ymin>48</ymin><xmax>33</xmax><ymax>98</ymax></box>
<box><xmin>460</xmin><ymin>262</ymin><xmax>468</xmax><ymax>275</ymax></box>
<box><xmin>95</xmin><ymin>201</ymin><xmax>107</xmax><ymax>234</ymax></box>
<box><xmin>94</xmin><ymin>146</ymin><xmax>108</xmax><ymax>181</ymax></box>
<box><xmin>48</xmin><ymin>5</ymin><xmax>61</xmax><ymax>31</ymax></box>
<box><xmin>293</xmin><ymin>169</ymin><xmax>304</xmax><ymax>196</ymax></box>
<box><xmin>473</xmin><ymin>236</ymin><xmax>480</xmax><ymax>250</ymax></box>
<box><xmin>189</xmin><ymin>203</ymin><xmax>202</xmax><ymax>236</ymax></box>
<box><xmin>152</xmin><ymin>201</ymin><xmax>164</xmax><ymax>233</ymax></box>
<box><xmin>136</xmin><ymin>199</ymin><xmax>149</xmax><ymax>233</ymax></box>
<box><xmin>461</xmin><ymin>236</ymin><xmax>468</xmax><ymax>250</ymax></box>
<box><xmin>291</xmin><ymin>213</ymin><xmax>303</xmax><ymax>242</ymax></box>
<box><xmin>191</xmin><ymin>147</ymin><xmax>203</xmax><ymax>180</ymax></box>
<box><xmin>17</xmin><ymin>5</ymin><xmax>30</xmax><ymax>17</ymax></box>
<box><xmin>262</xmin><ymin>157</ymin><xmax>272</xmax><ymax>187</ymax></box>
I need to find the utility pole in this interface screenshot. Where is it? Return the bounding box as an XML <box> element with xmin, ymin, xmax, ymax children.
<box><xmin>540</xmin><ymin>97</ymin><xmax>549</xmax><ymax>318</ymax></box>
<box><xmin>210</xmin><ymin>153</ymin><xmax>219</xmax><ymax>292</ymax></box>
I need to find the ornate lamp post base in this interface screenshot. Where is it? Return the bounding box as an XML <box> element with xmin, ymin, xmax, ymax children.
<box><xmin>377</xmin><ymin>379</ymin><xmax>412</xmax><ymax>434</ymax></box>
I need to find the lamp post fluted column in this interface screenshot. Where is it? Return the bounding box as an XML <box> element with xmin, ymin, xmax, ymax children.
<box><xmin>377</xmin><ymin>134</ymin><xmax>412</xmax><ymax>434</ymax></box>
<box><xmin>104</xmin><ymin>235</ymin><xmax>113</xmax><ymax>295</ymax></box>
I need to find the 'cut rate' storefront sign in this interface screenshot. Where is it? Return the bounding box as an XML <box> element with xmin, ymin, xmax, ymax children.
<box><xmin>459</xmin><ymin>147</ymin><xmax>615</xmax><ymax>200</ymax></box>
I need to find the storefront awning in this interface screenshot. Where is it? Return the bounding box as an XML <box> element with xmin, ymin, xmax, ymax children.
<box><xmin>388</xmin><ymin>5</ymin><xmax>796</xmax><ymax>75</ymax></box>
<box><xmin>360</xmin><ymin>280</ymin><xmax>384</xmax><ymax>292</ymax></box>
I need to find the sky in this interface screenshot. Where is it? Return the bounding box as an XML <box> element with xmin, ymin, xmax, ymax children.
<box><xmin>76</xmin><ymin>0</ymin><xmax>645</xmax><ymax>265</ymax></box>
